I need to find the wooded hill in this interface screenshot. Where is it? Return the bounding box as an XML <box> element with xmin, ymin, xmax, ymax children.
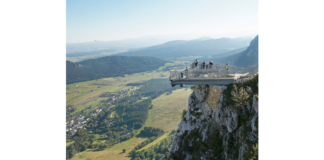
<box><xmin>66</xmin><ymin>56</ymin><xmax>169</xmax><ymax>84</ymax></box>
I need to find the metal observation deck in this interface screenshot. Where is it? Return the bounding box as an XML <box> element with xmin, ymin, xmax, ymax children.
<box><xmin>169</xmin><ymin>62</ymin><xmax>257</xmax><ymax>86</ymax></box>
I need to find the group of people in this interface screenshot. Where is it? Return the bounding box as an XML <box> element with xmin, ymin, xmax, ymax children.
<box><xmin>194</xmin><ymin>59</ymin><xmax>230</xmax><ymax>71</ymax></box>
<box><xmin>194</xmin><ymin>59</ymin><xmax>214</xmax><ymax>69</ymax></box>
<box><xmin>179</xmin><ymin>59</ymin><xmax>230</xmax><ymax>79</ymax></box>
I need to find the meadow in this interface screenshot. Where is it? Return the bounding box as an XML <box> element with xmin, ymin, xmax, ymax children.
<box><xmin>144</xmin><ymin>88</ymin><xmax>192</xmax><ymax>132</ymax></box>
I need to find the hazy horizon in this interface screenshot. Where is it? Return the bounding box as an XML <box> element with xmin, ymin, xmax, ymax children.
<box><xmin>67</xmin><ymin>0</ymin><xmax>258</xmax><ymax>44</ymax></box>
<box><xmin>66</xmin><ymin>33</ymin><xmax>258</xmax><ymax>45</ymax></box>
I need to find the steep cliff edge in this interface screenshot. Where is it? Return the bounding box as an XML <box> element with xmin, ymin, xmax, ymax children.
<box><xmin>165</xmin><ymin>75</ymin><xmax>258</xmax><ymax>160</ymax></box>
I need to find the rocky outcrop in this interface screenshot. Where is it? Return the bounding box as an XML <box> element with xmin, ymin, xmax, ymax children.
<box><xmin>165</xmin><ymin>81</ymin><xmax>258</xmax><ymax>160</ymax></box>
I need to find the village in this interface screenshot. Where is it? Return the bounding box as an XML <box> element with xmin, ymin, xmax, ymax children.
<box><xmin>66</xmin><ymin>86</ymin><xmax>140</xmax><ymax>135</ymax></box>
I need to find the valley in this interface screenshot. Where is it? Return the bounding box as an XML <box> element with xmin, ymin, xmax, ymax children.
<box><xmin>66</xmin><ymin>61</ymin><xmax>191</xmax><ymax>160</ymax></box>
<box><xmin>66</xmin><ymin>36</ymin><xmax>259</xmax><ymax>160</ymax></box>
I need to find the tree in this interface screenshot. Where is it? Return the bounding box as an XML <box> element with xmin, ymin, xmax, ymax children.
<box><xmin>91</xmin><ymin>143</ymin><xmax>96</xmax><ymax>149</ymax></box>
<box><xmin>191</xmin><ymin>85</ymin><xmax>196</xmax><ymax>91</ymax></box>
<box><xmin>123</xmin><ymin>149</ymin><xmax>126</xmax><ymax>153</ymax></box>
<box><xmin>231</xmin><ymin>85</ymin><xmax>251</xmax><ymax>108</ymax></box>
<box><xmin>180</xmin><ymin>109</ymin><xmax>187</xmax><ymax>118</ymax></box>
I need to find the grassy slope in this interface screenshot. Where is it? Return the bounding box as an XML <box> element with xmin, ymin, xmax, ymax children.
<box><xmin>144</xmin><ymin>88</ymin><xmax>192</xmax><ymax>132</ymax></box>
<box><xmin>137</xmin><ymin>132</ymin><xmax>170</xmax><ymax>151</ymax></box>
<box><xmin>70</xmin><ymin>137</ymin><xmax>147</xmax><ymax>160</ymax></box>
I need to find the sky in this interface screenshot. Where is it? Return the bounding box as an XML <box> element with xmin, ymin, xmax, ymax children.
<box><xmin>67</xmin><ymin>0</ymin><xmax>258</xmax><ymax>43</ymax></box>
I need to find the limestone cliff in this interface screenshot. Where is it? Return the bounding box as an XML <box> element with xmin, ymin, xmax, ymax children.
<box><xmin>164</xmin><ymin>75</ymin><xmax>258</xmax><ymax>160</ymax></box>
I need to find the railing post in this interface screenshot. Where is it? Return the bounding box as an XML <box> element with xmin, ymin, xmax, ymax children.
<box><xmin>234</xmin><ymin>66</ymin><xmax>236</xmax><ymax>74</ymax></box>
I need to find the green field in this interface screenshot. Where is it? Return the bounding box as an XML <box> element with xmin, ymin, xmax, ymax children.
<box><xmin>144</xmin><ymin>88</ymin><xmax>192</xmax><ymax>132</ymax></box>
<box><xmin>66</xmin><ymin>69</ymin><xmax>169</xmax><ymax>112</ymax></box>
<box><xmin>66</xmin><ymin>141</ymin><xmax>74</xmax><ymax>147</ymax></box>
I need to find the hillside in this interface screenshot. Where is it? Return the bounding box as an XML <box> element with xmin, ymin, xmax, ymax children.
<box><xmin>117</xmin><ymin>38</ymin><xmax>252</xmax><ymax>60</ymax></box>
<box><xmin>211</xmin><ymin>46</ymin><xmax>248</xmax><ymax>59</ymax></box>
<box><xmin>212</xmin><ymin>35</ymin><xmax>258</xmax><ymax>67</ymax></box>
<box><xmin>234</xmin><ymin>35</ymin><xmax>258</xmax><ymax>67</ymax></box>
<box><xmin>66</xmin><ymin>56</ymin><xmax>169</xmax><ymax>84</ymax></box>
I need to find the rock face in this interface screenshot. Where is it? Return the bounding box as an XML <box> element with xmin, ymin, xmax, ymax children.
<box><xmin>165</xmin><ymin>84</ymin><xmax>258</xmax><ymax>160</ymax></box>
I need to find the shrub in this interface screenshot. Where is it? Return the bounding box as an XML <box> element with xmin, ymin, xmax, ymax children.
<box><xmin>180</xmin><ymin>109</ymin><xmax>187</xmax><ymax>118</ymax></box>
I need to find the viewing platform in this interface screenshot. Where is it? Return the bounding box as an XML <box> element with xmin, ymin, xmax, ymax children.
<box><xmin>169</xmin><ymin>62</ymin><xmax>258</xmax><ymax>86</ymax></box>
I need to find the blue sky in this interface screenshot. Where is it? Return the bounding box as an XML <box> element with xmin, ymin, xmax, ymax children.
<box><xmin>67</xmin><ymin>0</ymin><xmax>258</xmax><ymax>43</ymax></box>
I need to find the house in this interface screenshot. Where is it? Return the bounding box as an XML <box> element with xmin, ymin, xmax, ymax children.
<box><xmin>107</xmin><ymin>102</ymin><xmax>111</xmax><ymax>105</ymax></box>
<box><xmin>77</xmin><ymin>118</ymin><xmax>83</xmax><ymax>122</ymax></box>
<box><xmin>96</xmin><ymin>109</ymin><xmax>99</xmax><ymax>112</ymax></box>
<box><xmin>86</xmin><ymin>118</ymin><xmax>89</xmax><ymax>121</ymax></box>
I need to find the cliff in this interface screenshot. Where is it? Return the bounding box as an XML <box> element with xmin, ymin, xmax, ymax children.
<box><xmin>165</xmin><ymin>75</ymin><xmax>258</xmax><ymax>160</ymax></box>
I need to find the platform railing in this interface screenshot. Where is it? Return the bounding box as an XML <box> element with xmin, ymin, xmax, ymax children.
<box><xmin>170</xmin><ymin>63</ymin><xmax>236</xmax><ymax>81</ymax></box>
<box><xmin>235</xmin><ymin>65</ymin><xmax>258</xmax><ymax>75</ymax></box>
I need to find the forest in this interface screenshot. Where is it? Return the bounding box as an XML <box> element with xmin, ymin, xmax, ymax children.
<box><xmin>66</xmin><ymin>56</ymin><xmax>169</xmax><ymax>84</ymax></box>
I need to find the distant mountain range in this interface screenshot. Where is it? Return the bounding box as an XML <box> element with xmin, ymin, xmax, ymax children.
<box><xmin>117</xmin><ymin>37</ymin><xmax>253</xmax><ymax>59</ymax></box>
<box><xmin>66</xmin><ymin>56</ymin><xmax>169</xmax><ymax>84</ymax></box>
<box><xmin>212</xmin><ymin>35</ymin><xmax>258</xmax><ymax>67</ymax></box>
<box><xmin>66</xmin><ymin>38</ymin><xmax>172</xmax><ymax>54</ymax></box>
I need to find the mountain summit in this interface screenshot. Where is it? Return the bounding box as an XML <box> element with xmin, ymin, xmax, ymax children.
<box><xmin>118</xmin><ymin>37</ymin><xmax>252</xmax><ymax>59</ymax></box>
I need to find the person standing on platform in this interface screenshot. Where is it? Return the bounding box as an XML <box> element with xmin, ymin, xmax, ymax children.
<box><xmin>209</xmin><ymin>61</ymin><xmax>213</xmax><ymax>70</ymax></box>
<box><xmin>226</xmin><ymin>63</ymin><xmax>229</xmax><ymax>74</ymax></box>
<box><xmin>194</xmin><ymin>59</ymin><xmax>198</xmax><ymax>68</ymax></box>
<box><xmin>202</xmin><ymin>61</ymin><xmax>206</xmax><ymax>69</ymax></box>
